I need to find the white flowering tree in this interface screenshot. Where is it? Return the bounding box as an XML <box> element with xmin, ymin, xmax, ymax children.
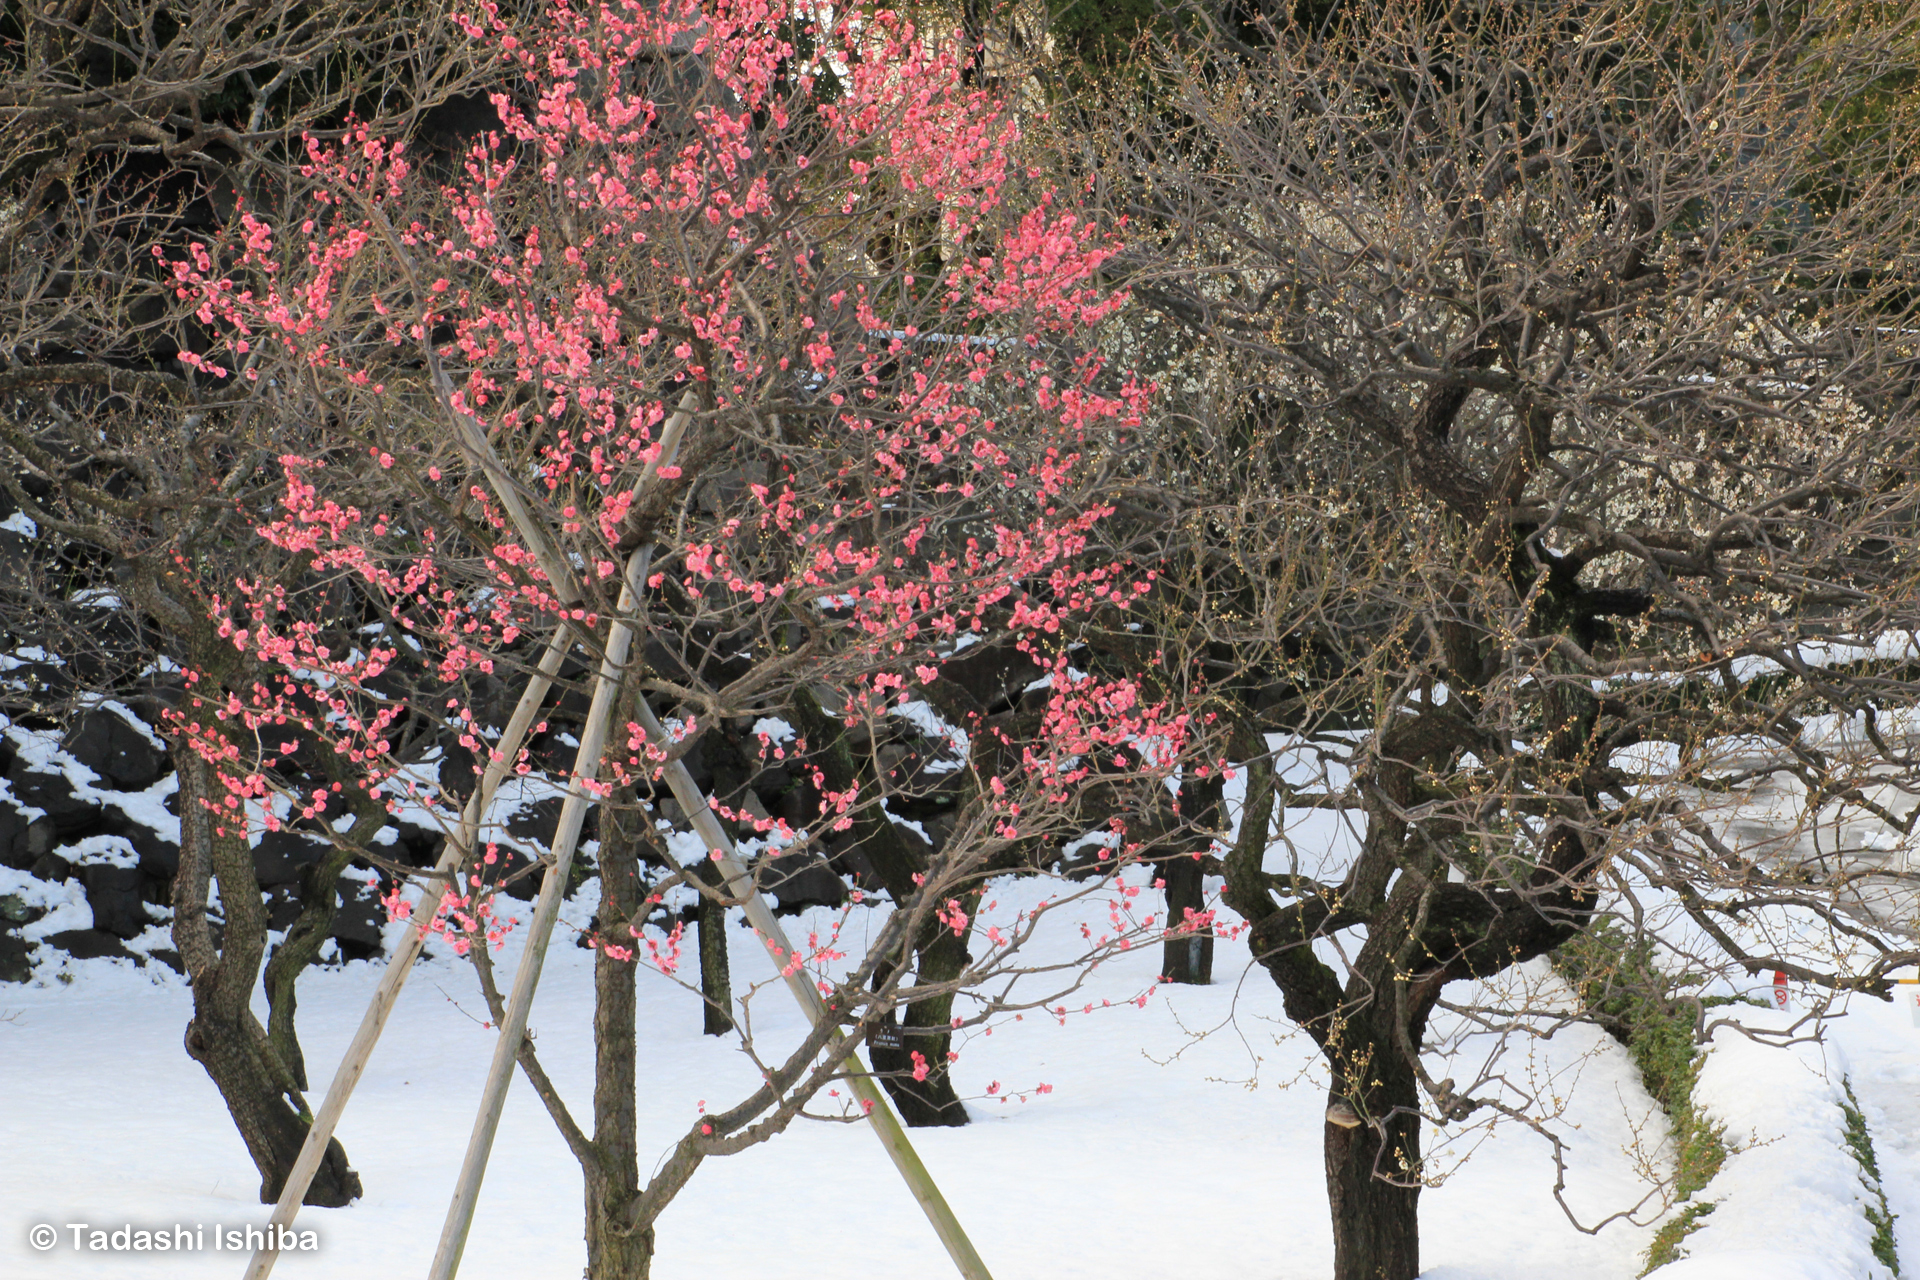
<box><xmin>1066</xmin><ymin>1</ymin><xmax>1920</xmax><ymax>1276</ymax></box>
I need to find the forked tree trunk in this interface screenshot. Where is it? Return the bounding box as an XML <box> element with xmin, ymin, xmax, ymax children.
<box><xmin>184</xmin><ymin>1011</ymin><xmax>362</xmax><ymax>1206</ymax></box>
<box><xmin>261</xmin><ymin>799</ymin><xmax>387</xmax><ymax>1090</ymax></box>
<box><xmin>1325</xmin><ymin>1050</ymin><xmax>1422</xmax><ymax>1280</ymax></box>
<box><xmin>174</xmin><ymin>745</ymin><xmax>361</xmax><ymax>1207</ymax></box>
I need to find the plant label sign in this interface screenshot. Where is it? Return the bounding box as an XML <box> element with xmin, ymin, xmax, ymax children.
<box><xmin>1901</xmin><ymin>980</ymin><xmax>1920</xmax><ymax>1028</ymax></box>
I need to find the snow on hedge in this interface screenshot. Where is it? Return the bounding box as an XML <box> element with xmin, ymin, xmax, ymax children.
<box><xmin>1656</xmin><ymin>1008</ymin><xmax>1894</xmax><ymax>1280</ymax></box>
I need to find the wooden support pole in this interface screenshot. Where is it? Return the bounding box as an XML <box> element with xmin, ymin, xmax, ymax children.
<box><xmin>233</xmin><ymin>319</ymin><xmax>989</xmax><ymax>1276</ymax></box>
<box><xmin>423</xmin><ymin>673</ymin><xmax>995</xmax><ymax>1280</ymax></box>
<box><xmin>244</xmin><ymin>378</ymin><xmax>697</xmax><ymax>1278</ymax></box>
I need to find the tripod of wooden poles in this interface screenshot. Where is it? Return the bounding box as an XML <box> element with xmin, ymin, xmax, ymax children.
<box><xmin>238</xmin><ymin>385</ymin><xmax>993</xmax><ymax>1280</ymax></box>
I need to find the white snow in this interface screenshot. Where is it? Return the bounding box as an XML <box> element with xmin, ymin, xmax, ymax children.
<box><xmin>0</xmin><ymin>871</ymin><xmax>1665</xmax><ymax>1280</ymax></box>
<box><xmin>890</xmin><ymin>699</ymin><xmax>970</xmax><ymax>771</ymax></box>
<box><xmin>2</xmin><ymin>865</ymin><xmax>92</xmax><ymax>940</ymax></box>
<box><xmin>3</xmin><ymin>718</ymin><xmax>180</xmax><ymax>844</ymax></box>
<box><xmin>61</xmin><ymin>834</ymin><xmax>140</xmax><ymax>870</ymax></box>
<box><xmin>749</xmin><ymin>716</ymin><xmax>795</xmax><ymax>745</ymax></box>
<box><xmin>8</xmin><ymin>719</ymin><xmax>1920</xmax><ymax>1280</ymax></box>
<box><xmin>1654</xmin><ymin>1009</ymin><xmax>1893</xmax><ymax>1280</ymax></box>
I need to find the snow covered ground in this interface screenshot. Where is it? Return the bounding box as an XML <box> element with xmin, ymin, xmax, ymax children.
<box><xmin>6</xmin><ymin>854</ymin><xmax>1917</xmax><ymax>1280</ymax></box>
<box><xmin>2</xmin><ymin>868</ymin><xmax>1680</xmax><ymax>1280</ymax></box>
<box><xmin>1659</xmin><ymin>1007</ymin><xmax>1894</xmax><ymax>1280</ymax></box>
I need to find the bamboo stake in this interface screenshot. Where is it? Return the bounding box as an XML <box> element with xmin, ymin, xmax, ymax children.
<box><xmin>422</xmin><ymin>577</ymin><xmax>994</xmax><ymax>1280</ymax></box>
<box><xmin>243</xmin><ymin>628</ymin><xmax>573</xmax><ymax>1280</ymax></box>
<box><xmin>241</xmin><ymin>190</ymin><xmax>984</xmax><ymax>1270</ymax></box>
<box><xmin>420</xmin><ymin>388</ymin><xmax>699</xmax><ymax>1276</ymax></box>
<box><xmin>244</xmin><ymin>382</ymin><xmax>698</xmax><ymax>1278</ymax></box>
<box><xmin>268</xmin><ymin>357</ymin><xmax>985</xmax><ymax>1275</ymax></box>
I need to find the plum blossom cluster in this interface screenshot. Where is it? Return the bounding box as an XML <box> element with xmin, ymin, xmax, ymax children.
<box><xmin>155</xmin><ymin>0</ymin><xmax>1190</xmax><ymax>986</ymax></box>
<box><xmin>382</xmin><ymin>881</ymin><xmax>521</xmax><ymax>956</ymax></box>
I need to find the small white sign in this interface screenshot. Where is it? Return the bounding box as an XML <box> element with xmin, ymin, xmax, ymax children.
<box><xmin>1902</xmin><ymin>982</ymin><xmax>1920</xmax><ymax>1029</ymax></box>
<box><xmin>1772</xmin><ymin>971</ymin><xmax>1789</xmax><ymax>1011</ymax></box>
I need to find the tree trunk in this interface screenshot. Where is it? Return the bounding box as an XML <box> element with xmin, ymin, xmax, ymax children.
<box><xmin>584</xmin><ymin>1166</ymin><xmax>655</xmax><ymax>1280</ymax></box>
<box><xmin>868</xmin><ymin>887</ymin><xmax>979</xmax><ymax>1127</ymax></box>
<box><xmin>1325</xmin><ymin>1058</ymin><xmax>1422</xmax><ymax>1280</ymax></box>
<box><xmin>787</xmin><ymin>689</ymin><xmax>972</xmax><ymax>1126</ymax></box>
<box><xmin>1159</xmin><ymin>850</ymin><xmax>1213</xmax><ymax>984</ymax></box>
<box><xmin>695</xmin><ymin>861</ymin><xmax>734</xmax><ymax>1036</ymax></box>
<box><xmin>585</xmin><ymin>782</ymin><xmax>653</xmax><ymax>1280</ymax></box>
<box><xmin>262</xmin><ymin>799</ymin><xmax>387</xmax><ymax>1090</ymax></box>
<box><xmin>1161</xmin><ymin>771</ymin><xmax>1221</xmax><ymax>984</ymax></box>
<box><xmin>183</xmin><ymin>1011</ymin><xmax>361</xmax><ymax>1206</ymax></box>
<box><xmin>174</xmin><ymin>744</ymin><xmax>361</xmax><ymax>1207</ymax></box>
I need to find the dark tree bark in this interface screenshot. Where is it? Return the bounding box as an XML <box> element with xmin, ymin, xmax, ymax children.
<box><xmin>1160</xmin><ymin>847</ymin><xmax>1213</xmax><ymax>984</ymax></box>
<box><xmin>1323</xmin><ymin>1002</ymin><xmax>1430</xmax><ymax>1280</ymax></box>
<box><xmin>789</xmin><ymin>689</ymin><xmax>972</xmax><ymax>1125</ymax></box>
<box><xmin>1217</xmin><ymin>725</ymin><xmax>1587</xmax><ymax>1280</ymax></box>
<box><xmin>866</xmin><ymin>885</ymin><xmax>981</xmax><ymax>1128</ymax></box>
<box><xmin>261</xmin><ymin>796</ymin><xmax>387</xmax><ymax>1090</ymax></box>
<box><xmin>1324</xmin><ymin>1083</ymin><xmax>1423</xmax><ymax>1280</ymax></box>
<box><xmin>695</xmin><ymin>861</ymin><xmax>735</xmax><ymax>1037</ymax></box>
<box><xmin>1160</xmin><ymin>773</ymin><xmax>1221</xmax><ymax>985</ymax></box>
<box><xmin>584</xmin><ymin>780</ymin><xmax>654</xmax><ymax>1280</ymax></box>
<box><xmin>173</xmin><ymin>732</ymin><xmax>360</xmax><ymax>1207</ymax></box>
<box><xmin>689</xmin><ymin>735</ymin><xmax>746</xmax><ymax>1039</ymax></box>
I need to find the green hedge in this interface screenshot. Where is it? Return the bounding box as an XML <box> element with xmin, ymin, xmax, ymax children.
<box><xmin>1552</xmin><ymin>922</ymin><xmax>1728</xmax><ymax>1273</ymax></box>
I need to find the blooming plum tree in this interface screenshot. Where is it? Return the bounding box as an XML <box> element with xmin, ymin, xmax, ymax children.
<box><xmin>160</xmin><ymin>0</ymin><xmax>1218</xmax><ymax>1274</ymax></box>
